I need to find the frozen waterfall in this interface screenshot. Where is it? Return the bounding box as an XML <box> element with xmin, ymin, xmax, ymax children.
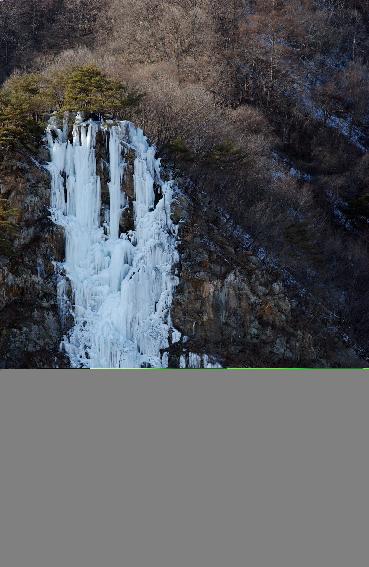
<box><xmin>47</xmin><ymin>115</ymin><xmax>180</xmax><ymax>368</ymax></box>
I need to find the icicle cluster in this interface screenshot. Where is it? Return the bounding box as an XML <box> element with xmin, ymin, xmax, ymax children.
<box><xmin>180</xmin><ymin>353</ymin><xmax>223</xmax><ymax>369</ymax></box>
<box><xmin>47</xmin><ymin>115</ymin><xmax>180</xmax><ymax>368</ymax></box>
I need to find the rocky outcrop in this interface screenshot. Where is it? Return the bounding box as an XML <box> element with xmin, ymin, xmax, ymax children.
<box><xmin>168</xmin><ymin>183</ymin><xmax>366</xmax><ymax>368</ymax></box>
<box><xmin>0</xmin><ymin>153</ymin><xmax>68</xmax><ymax>368</ymax></box>
<box><xmin>0</xmin><ymin>132</ymin><xmax>365</xmax><ymax>369</ymax></box>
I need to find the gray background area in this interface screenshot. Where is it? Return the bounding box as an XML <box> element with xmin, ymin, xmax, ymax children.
<box><xmin>0</xmin><ymin>370</ymin><xmax>368</xmax><ymax>567</ymax></box>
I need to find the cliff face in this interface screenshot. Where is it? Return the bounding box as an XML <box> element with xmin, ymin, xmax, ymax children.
<box><xmin>0</xmin><ymin>126</ymin><xmax>366</xmax><ymax>369</ymax></box>
<box><xmin>0</xmin><ymin>152</ymin><xmax>68</xmax><ymax>368</ymax></box>
<box><xmin>169</xmin><ymin>184</ymin><xmax>366</xmax><ymax>368</ymax></box>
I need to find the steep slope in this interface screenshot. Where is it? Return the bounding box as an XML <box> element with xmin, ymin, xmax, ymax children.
<box><xmin>170</xmin><ymin>181</ymin><xmax>366</xmax><ymax>368</ymax></box>
<box><xmin>2</xmin><ymin>1</ymin><xmax>369</xmax><ymax>366</ymax></box>
<box><xmin>0</xmin><ymin>116</ymin><xmax>366</xmax><ymax>368</ymax></box>
<box><xmin>0</xmin><ymin>0</ymin><xmax>101</xmax><ymax>81</ymax></box>
<box><xmin>0</xmin><ymin>150</ymin><xmax>67</xmax><ymax>368</ymax></box>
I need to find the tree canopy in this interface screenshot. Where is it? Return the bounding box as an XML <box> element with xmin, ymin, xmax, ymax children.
<box><xmin>0</xmin><ymin>65</ymin><xmax>142</xmax><ymax>152</ymax></box>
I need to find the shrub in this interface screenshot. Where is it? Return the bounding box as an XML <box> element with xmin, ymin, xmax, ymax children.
<box><xmin>0</xmin><ymin>72</ymin><xmax>54</xmax><ymax>152</ymax></box>
<box><xmin>62</xmin><ymin>65</ymin><xmax>141</xmax><ymax>117</ymax></box>
<box><xmin>165</xmin><ymin>138</ymin><xmax>194</xmax><ymax>162</ymax></box>
<box><xmin>205</xmin><ymin>142</ymin><xmax>244</xmax><ymax>164</ymax></box>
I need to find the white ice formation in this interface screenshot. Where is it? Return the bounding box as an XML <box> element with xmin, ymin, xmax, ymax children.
<box><xmin>47</xmin><ymin>115</ymin><xmax>180</xmax><ymax>368</ymax></box>
<box><xmin>179</xmin><ymin>353</ymin><xmax>223</xmax><ymax>369</ymax></box>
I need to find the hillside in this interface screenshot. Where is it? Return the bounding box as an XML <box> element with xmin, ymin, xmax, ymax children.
<box><xmin>0</xmin><ymin>0</ymin><xmax>368</xmax><ymax>368</ymax></box>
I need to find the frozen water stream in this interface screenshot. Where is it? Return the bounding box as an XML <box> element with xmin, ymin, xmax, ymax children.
<box><xmin>47</xmin><ymin>115</ymin><xmax>179</xmax><ymax>368</ymax></box>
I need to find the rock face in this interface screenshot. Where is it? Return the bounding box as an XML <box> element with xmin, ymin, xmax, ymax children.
<box><xmin>168</xmin><ymin>183</ymin><xmax>366</xmax><ymax>368</ymax></box>
<box><xmin>0</xmin><ymin>154</ymin><xmax>68</xmax><ymax>368</ymax></box>
<box><xmin>0</xmin><ymin>133</ymin><xmax>365</xmax><ymax>369</ymax></box>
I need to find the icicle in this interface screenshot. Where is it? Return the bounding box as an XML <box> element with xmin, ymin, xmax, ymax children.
<box><xmin>188</xmin><ymin>353</ymin><xmax>203</xmax><ymax>369</ymax></box>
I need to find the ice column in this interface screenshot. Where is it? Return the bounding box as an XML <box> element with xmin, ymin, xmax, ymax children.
<box><xmin>47</xmin><ymin>117</ymin><xmax>179</xmax><ymax>368</ymax></box>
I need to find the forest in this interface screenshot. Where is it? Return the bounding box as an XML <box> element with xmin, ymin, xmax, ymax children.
<box><xmin>0</xmin><ymin>0</ymin><xmax>369</xmax><ymax>365</ymax></box>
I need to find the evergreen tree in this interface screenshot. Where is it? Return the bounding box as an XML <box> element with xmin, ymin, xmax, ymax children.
<box><xmin>62</xmin><ymin>65</ymin><xmax>139</xmax><ymax>118</ymax></box>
